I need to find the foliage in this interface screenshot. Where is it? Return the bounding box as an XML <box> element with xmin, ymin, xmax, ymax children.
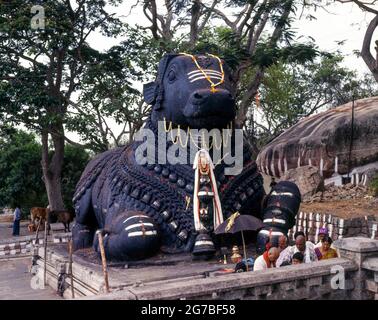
<box><xmin>369</xmin><ymin>175</ymin><xmax>378</xmax><ymax>197</ymax></box>
<box><xmin>0</xmin><ymin>0</ymin><xmax>124</xmax><ymax>209</ymax></box>
<box><xmin>61</xmin><ymin>144</ymin><xmax>90</xmax><ymax>211</ymax></box>
<box><xmin>0</xmin><ymin>127</ymin><xmax>46</xmax><ymax>215</ymax></box>
<box><xmin>65</xmin><ymin>25</ymin><xmax>161</xmax><ymax>152</ymax></box>
<box><xmin>245</xmin><ymin>54</ymin><xmax>378</xmax><ymax>149</ymax></box>
<box><xmin>0</xmin><ymin>127</ymin><xmax>90</xmax><ymax>215</ymax></box>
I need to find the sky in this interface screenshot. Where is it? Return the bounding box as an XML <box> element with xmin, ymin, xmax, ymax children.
<box><xmin>69</xmin><ymin>0</ymin><xmax>377</xmax><ymax>143</ymax></box>
<box><xmin>86</xmin><ymin>1</ymin><xmax>376</xmax><ymax>74</ymax></box>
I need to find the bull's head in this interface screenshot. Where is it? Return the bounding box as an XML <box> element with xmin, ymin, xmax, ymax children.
<box><xmin>143</xmin><ymin>53</ymin><xmax>236</xmax><ymax>130</ymax></box>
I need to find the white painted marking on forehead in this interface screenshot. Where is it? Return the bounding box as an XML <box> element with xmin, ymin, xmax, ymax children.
<box><xmin>189</xmin><ymin>75</ymin><xmax>223</xmax><ymax>83</ymax></box>
<box><xmin>188</xmin><ymin>70</ymin><xmax>223</xmax><ymax>79</ymax></box>
<box><xmin>188</xmin><ymin>69</ymin><xmax>222</xmax><ymax>76</ymax></box>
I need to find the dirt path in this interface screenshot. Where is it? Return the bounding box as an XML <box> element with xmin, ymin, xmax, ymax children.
<box><xmin>300</xmin><ymin>198</ymin><xmax>378</xmax><ymax>219</ymax></box>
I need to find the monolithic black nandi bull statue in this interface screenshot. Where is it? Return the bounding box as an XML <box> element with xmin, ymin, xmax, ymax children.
<box><xmin>72</xmin><ymin>53</ymin><xmax>300</xmax><ymax>261</ymax></box>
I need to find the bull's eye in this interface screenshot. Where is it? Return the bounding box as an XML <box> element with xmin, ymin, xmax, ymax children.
<box><xmin>168</xmin><ymin>70</ymin><xmax>176</xmax><ymax>82</ymax></box>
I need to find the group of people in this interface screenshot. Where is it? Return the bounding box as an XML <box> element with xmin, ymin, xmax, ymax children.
<box><xmin>253</xmin><ymin>228</ymin><xmax>338</xmax><ymax>271</ymax></box>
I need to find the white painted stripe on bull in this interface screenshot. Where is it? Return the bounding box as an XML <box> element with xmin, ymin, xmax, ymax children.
<box><xmin>198</xmin><ymin>191</ymin><xmax>214</xmax><ymax>197</ymax></box>
<box><xmin>125</xmin><ymin>223</ymin><xmax>154</xmax><ymax>231</ymax></box>
<box><xmin>189</xmin><ymin>75</ymin><xmax>223</xmax><ymax>83</ymax></box>
<box><xmin>271</xmin><ymin>191</ymin><xmax>294</xmax><ymax>197</ymax></box>
<box><xmin>263</xmin><ymin>218</ymin><xmax>286</xmax><ymax>225</ymax></box>
<box><xmin>259</xmin><ymin>230</ymin><xmax>285</xmax><ymax>237</ymax></box>
<box><xmin>128</xmin><ymin>230</ymin><xmax>157</xmax><ymax>238</ymax></box>
<box><xmin>188</xmin><ymin>71</ymin><xmax>223</xmax><ymax>79</ymax></box>
<box><xmin>188</xmin><ymin>69</ymin><xmax>222</xmax><ymax>76</ymax></box>
<box><xmin>194</xmin><ymin>240</ymin><xmax>214</xmax><ymax>247</ymax></box>
<box><xmin>123</xmin><ymin>215</ymin><xmax>149</xmax><ymax>224</ymax></box>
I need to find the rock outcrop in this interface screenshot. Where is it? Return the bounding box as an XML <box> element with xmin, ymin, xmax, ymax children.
<box><xmin>256</xmin><ymin>96</ymin><xmax>378</xmax><ymax>179</ymax></box>
<box><xmin>281</xmin><ymin>165</ymin><xmax>324</xmax><ymax>198</ymax></box>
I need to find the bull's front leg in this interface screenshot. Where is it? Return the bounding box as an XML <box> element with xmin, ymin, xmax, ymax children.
<box><xmin>93</xmin><ymin>210</ymin><xmax>161</xmax><ymax>261</ymax></box>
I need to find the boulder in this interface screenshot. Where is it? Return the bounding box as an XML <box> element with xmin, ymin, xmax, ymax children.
<box><xmin>281</xmin><ymin>165</ymin><xmax>324</xmax><ymax>198</ymax></box>
<box><xmin>256</xmin><ymin>96</ymin><xmax>378</xmax><ymax>179</ymax></box>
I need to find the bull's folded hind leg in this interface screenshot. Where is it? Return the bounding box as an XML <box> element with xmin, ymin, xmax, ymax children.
<box><xmin>72</xmin><ymin>222</ymin><xmax>95</xmax><ymax>250</ymax></box>
<box><xmin>93</xmin><ymin>211</ymin><xmax>161</xmax><ymax>261</ymax></box>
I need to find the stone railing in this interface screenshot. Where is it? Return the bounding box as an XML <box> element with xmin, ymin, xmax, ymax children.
<box><xmin>0</xmin><ymin>232</ymin><xmax>71</xmax><ymax>259</ymax></box>
<box><xmin>78</xmin><ymin>237</ymin><xmax>378</xmax><ymax>300</ymax></box>
<box><xmin>289</xmin><ymin>212</ymin><xmax>378</xmax><ymax>242</ymax></box>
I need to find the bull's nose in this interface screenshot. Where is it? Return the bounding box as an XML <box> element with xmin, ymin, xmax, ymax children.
<box><xmin>191</xmin><ymin>89</ymin><xmax>233</xmax><ymax>104</ymax></box>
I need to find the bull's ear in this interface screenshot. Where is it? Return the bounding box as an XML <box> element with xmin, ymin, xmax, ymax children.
<box><xmin>143</xmin><ymin>82</ymin><xmax>157</xmax><ymax>105</ymax></box>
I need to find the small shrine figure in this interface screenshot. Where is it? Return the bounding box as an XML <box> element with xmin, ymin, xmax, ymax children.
<box><xmin>192</xmin><ymin>149</ymin><xmax>223</xmax><ymax>258</ymax></box>
<box><xmin>231</xmin><ymin>245</ymin><xmax>242</xmax><ymax>264</ymax></box>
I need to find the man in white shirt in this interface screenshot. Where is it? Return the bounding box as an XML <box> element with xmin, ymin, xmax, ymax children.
<box><xmin>254</xmin><ymin>247</ymin><xmax>280</xmax><ymax>271</ymax></box>
<box><xmin>276</xmin><ymin>235</ymin><xmax>318</xmax><ymax>267</ymax></box>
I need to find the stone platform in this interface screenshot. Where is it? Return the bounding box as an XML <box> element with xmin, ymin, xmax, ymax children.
<box><xmin>32</xmin><ymin>238</ymin><xmax>378</xmax><ymax>300</ymax></box>
<box><xmin>33</xmin><ymin>243</ymin><xmax>256</xmax><ymax>299</ymax></box>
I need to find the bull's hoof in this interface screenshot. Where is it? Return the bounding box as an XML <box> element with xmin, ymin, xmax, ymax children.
<box><xmin>72</xmin><ymin>222</ymin><xmax>95</xmax><ymax>250</ymax></box>
<box><xmin>98</xmin><ymin>213</ymin><xmax>161</xmax><ymax>261</ymax></box>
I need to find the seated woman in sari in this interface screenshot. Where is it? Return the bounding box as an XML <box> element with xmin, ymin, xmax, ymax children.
<box><xmin>314</xmin><ymin>236</ymin><xmax>338</xmax><ymax>260</ymax></box>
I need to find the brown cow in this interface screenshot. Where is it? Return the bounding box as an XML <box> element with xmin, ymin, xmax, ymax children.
<box><xmin>30</xmin><ymin>207</ymin><xmax>50</xmax><ymax>234</ymax></box>
<box><xmin>48</xmin><ymin>210</ymin><xmax>75</xmax><ymax>233</ymax></box>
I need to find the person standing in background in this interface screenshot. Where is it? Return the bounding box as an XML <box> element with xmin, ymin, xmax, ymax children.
<box><xmin>12</xmin><ymin>205</ymin><xmax>21</xmax><ymax>236</ymax></box>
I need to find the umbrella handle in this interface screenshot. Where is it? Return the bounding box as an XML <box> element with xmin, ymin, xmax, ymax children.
<box><xmin>241</xmin><ymin>231</ymin><xmax>248</xmax><ymax>271</ymax></box>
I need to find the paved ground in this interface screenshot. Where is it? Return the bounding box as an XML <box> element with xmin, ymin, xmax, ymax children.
<box><xmin>0</xmin><ymin>222</ymin><xmax>31</xmax><ymax>240</ymax></box>
<box><xmin>0</xmin><ymin>257</ymin><xmax>62</xmax><ymax>300</ymax></box>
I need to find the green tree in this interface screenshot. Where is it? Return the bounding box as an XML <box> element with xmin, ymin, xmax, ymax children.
<box><xmin>0</xmin><ymin>127</ymin><xmax>90</xmax><ymax>215</ymax></box>
<box><xmin>65</xmin><ymin>26</ymin><xmax>161</xmax><ymax>152</ymax></box>
<box><xmin>61</xmin><ymin>144</ymin><xmax>90</xmax><ymax>211</ymax></box>
<box><xmin>0</xmin><ymin>0</ymin><xmax>123</xmax><ymax>210</ymax></box>
<box><xmin>138</xmin><ymin>0</ymin><xmax>320</xmax><ymax>126</ymax></box>
<box><xmin>245</xmin><ymin>54</ymin><xmax>378</xmax><ymax>150</ymax></box>
<box><xmin>0</xmin><ymin>128</ymin><xmax>46</xmax><ymax>215</ymax></box>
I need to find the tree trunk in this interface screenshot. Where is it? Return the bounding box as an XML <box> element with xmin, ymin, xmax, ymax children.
<box><xmin>41</xmin><ymin>129</ymin><xmax>65</xmax><ymax>211</ymax></box>
<box><xmin>361</xmin><ymin>15</ymin><xmax>378</xmax><ymax>83</ymax></box>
